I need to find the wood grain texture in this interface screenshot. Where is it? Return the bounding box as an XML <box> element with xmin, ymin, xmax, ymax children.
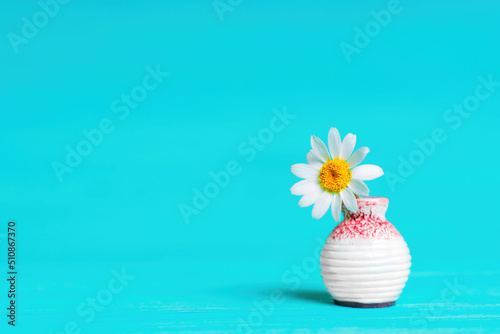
<box><xmin>7</xmin><ymin>261</ymin><xmax>500</xmax><ymax>334</ymax></box>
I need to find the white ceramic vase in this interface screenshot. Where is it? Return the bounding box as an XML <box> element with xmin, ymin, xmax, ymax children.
<box><xmin>320</xmin><ymin>197</ymin><xmax>411</xmax><ymax>308</ymax></box>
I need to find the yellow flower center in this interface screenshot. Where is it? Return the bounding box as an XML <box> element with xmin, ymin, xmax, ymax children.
<box><xmin>318</xmin><ymin>158</ymin><xmax>351</xmax><ymax>194</ymax></box>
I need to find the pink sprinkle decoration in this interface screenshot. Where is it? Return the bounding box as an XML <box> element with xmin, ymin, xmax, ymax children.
<box><xmin>332</xmin><ymin>198</ymin><xmax>401</xmax><ymax>240</ymax></box>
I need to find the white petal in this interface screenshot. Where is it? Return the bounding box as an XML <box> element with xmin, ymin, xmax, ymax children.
<box><xmin>347</xmin><ymin>147</ymin><xmax>369</xmax><ymax>169</ymax></box>
<box><xmin>306</xmin><ymin>150</ymin><xmax>323</xmax><ymax>169</ymax></box>
<box><xmin>298</xmin><ymin>186</ymin><xmax>323</xmax><ymax>207</ymax></box>
<box><xmin>340</xmin><ymin>188</ymin><xmax>358</xmax><ymax>212</ymax></box>
<box><xmin>351</xmin><ymin>164</ymin><xmax>384</xmax><ymax>181</ymax></box>
<box><xmin>328</xmin><ymin>127</ymin><xmax>342</xmax><ymax>159</ymax></box>
<box><xmin>311</xmin><ymin>135</ymin><xmax>330</xmax><ymax>162</ymax></box>
<box><xmin>291</xmin><ymin>163</ymin><xmax>318</xmax><ymax>179</ymax></box>
<box><xmin>312</xmin><ymin>191</ymin><xmax>333</xmax><ymax>219</ymax></box>
<box><xmin>348</xmin><ymin>179</ymin><xmax>370</xmax><ymax>197</ymax></box>
<box><xmin>339</xmin><ymin>134</ymin><xmax>357</xmax><ymax>160</ymax></box>
<box><xmin>331</xmin><ymin>193</ymin><xmax>341</xmax><ymax>222</ymax></box>
<box><xmin>291</xmin><ymin>179</ymin><xmax>320</xmax><ymax>195</ymax></box>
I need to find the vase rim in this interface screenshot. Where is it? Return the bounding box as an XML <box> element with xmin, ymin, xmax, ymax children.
<box><xmin>356</xmin><ymin>197</ymin><xmax>389</xmax><ymax>202</ymax></box>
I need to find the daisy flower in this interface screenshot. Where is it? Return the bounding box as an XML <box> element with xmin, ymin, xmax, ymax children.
<box><xmin>290</xmin><ymin>127</ymin><xmax>384</xmax><ymax>222</ymax></box>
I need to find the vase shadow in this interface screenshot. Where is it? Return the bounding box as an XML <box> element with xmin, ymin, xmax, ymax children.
<box><xmin>283</xmin><ymin>289</ymin><xmax>333</xmax><ymax>305</ymax></box>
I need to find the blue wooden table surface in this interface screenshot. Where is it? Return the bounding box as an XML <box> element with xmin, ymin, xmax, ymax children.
<box><xmin>6</xmin><ymin>257</ymin><xmax>499</xmax><ymax>334</ymax></box>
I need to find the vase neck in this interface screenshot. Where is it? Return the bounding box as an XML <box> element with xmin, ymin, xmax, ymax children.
<box><xmin>342</xmin><ymin>197</ymin><xmax>389</xmax><ymax>221</ymax></box>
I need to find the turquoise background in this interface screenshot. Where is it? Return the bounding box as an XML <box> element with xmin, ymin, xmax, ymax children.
<box><xmin>1</xmin><ymin>0</ymin><xmax>499</xmax><ymax>333</ymax></box>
